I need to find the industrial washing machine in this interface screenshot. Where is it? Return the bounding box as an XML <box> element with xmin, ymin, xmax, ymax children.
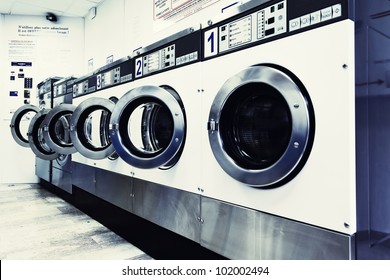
<box><xmin>70</xmin><ymin>57</ymin><xmax>135</xmax><ymax>211</ymax></box>
<box><xmin>11</xmin><ymin>77</ymin><xmax>63</xmax><ymax>183</ymax></box>
<box><xmin>40</xmin><ymin>76</ymin><xmax>77</xmax><ymax>193</ymax></box>
<box><xmin>109</xmin><ymin>27</ymin><xmax>203</xmax><ymax>241</ymax></box>
<box><xmin>199</xmin><ymin>0</ymin><xmax>356</xmax><ymax>259</ymax></box>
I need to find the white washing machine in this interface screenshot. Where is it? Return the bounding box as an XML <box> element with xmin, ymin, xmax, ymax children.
<box><xmin>110</xmin><ymin>26</ymin><xmax>202</xmax><ymax>195</ymax></box>
<box><xmin>70</xmin><ymin>57</ymin><xmax>133</xmax><ymax>176</ymax></box>
<box><xmin>199</xmin><ymin>0</ymin><xmax>356</xmax><ymax>259</ymax></box>
<box><xmin>108</xmin><ymin>27</ymin><xmax>203</xmax><ymax>242</ymax></box>
<box><xmin>69</xmin><ymin>57</ymin><xmax>135</xmax><ymax>211</ymax></box>
<box><xmin>16</xmin><ymin>77</ymin><xmax>62</xmax><ymax>183</ymax></box>
<box><xmin>41</xmin><ymin>77</ymin><xmax>77</xmax><ymax>193</ymax></box>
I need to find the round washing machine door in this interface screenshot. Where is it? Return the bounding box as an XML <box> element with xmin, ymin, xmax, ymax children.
<box><xmin>109</xmin><ymin>85</ymin><xmax>186</xmax><ymax>169</ymax></box>
<box><xmin>27</xmin><ymin>109</ymin><xmax>60</xmax><ymax>160</ymax></box>
<box><xmin>10</xmin><ymin>104</ymin><xmax>39</xmax><ymax>147</ymax></box>
<box><xmin>208</xmin><ymin>64</ymin><xmax>315</xmax><ymax>188</ymax></box>
<box><xmin>70</xmin><ymin>97</ymin><xmax>117</xmax><ymax>160</ymax></box>
<box><xmin>41</xmin><ymin>104</ymin><xmax>77</xmax><ymax>155</ymax></box>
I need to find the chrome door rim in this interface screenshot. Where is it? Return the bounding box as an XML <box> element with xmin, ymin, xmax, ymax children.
<box><xmin>10</xmin><ymin>104</ymin><xmax>39</xmax><ymax>147</ymax></box>
<box><xmin>70</xmin><ymin>97</ymin><xmax>116</xmax><ymax>160</ymax></box>
<box><xmin>28</xmin><ymin>109</ymin><xmax>59</xmax><ymax>160</ymax></box>
<box><xmin>42</xmin><ymin>104</ymin><xmax>77</xmax><ymax>155</ymax></box>
<box><xmin>109</xmin><ymin>85</ymin><xmax>186</xmax><ymax>169</ymax></box>
<box><xmin>208</xmin><ymin>64</ymin><xmax>315</xmax><ymax>187</ymax></box>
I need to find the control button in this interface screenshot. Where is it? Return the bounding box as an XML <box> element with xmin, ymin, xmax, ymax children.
<box><xmin>332</xmin><ymin>4</ymin><xmax>342</xmax><ymax>18</ymax></box>
<box><xmin>267</xmin><ymin>17</ymin><xmax>275</xmax><ymax>24</ymax></box>
<box><xmin>321</xmin><ymin>7</ymin><xmax>332</xmax><ymax>22</ymax></box>
<box><xmin>289</xmin><ymin>17</ymin><xmax>300</xmax><ymax>31</ymax></box>
<box><xmin>265</xmin><ymin>28</ymin><xmax>275</xmax><ymax>36</ymax></box>
<box><xmin>300</xmin><ymin>14</ymin><xmax>311</xmax><ymax>28</ymax></box>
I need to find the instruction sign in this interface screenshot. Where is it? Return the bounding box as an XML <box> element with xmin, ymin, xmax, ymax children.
<box><xmin>154</xmin><ymin>0</ymin><xmax>222</xmax><ymax>21</ymax></box>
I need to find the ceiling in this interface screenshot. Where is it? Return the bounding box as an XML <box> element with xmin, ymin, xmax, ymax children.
<box><xmin>0</xmin><ymin>0</ymin><xmax>106</xmax><ymax>17</ymax></box>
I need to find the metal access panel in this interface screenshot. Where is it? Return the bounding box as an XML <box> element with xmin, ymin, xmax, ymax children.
<box><xmin>35</xmin><ymin>157</ymin><xmax>51</xmax><ymax>183</ymax></box>
<box><xmin>256</xmin><ymin>212</ymin><xmax>354</xmax><ymax>259</ymax></box>
<box><xmin>52</xmin><ymin>167</ymin><xmax>72</xmax><ymax>194</ymax></box>
<box><xmin>95</xmin><ymin>168</ymin><xmax>132</xmax><ymax>212</ymax></box>
<box><xmin>133</xmin><ymin>178</ymin><xmax>201</xmax><ymax>243</ymax></box>
<box><xmin>200</xmin><ymin>197</ymin><xmax>354</xmax><ymax>260</ymax></box>
<box><xmin>71</xmin><ymin>162</ymin><xmax>95</xmax><ymax>195</ymax></box>
<box><xmin>200</xmin><ymin>197</ymin><xmax>256</xmax><ymax>259</ymax></box>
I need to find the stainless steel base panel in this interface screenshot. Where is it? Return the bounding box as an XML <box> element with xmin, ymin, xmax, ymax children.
<box><xmin>35</xmin><ymin>158</ymin><xmax>51</xmax><ymax>183</ymax></box>
<box><xmin>71</xmin><ymin>162</ymin><xmax>95</xmax><ymax>195</ymax></box>
<box><xmin>95</xmin><ymin>168</ymin><xmax>132</xmax><ymax>212</ymax></box>
<box><xmin>200</xmin><ymin>197</ymin><xmax>355</xmax><ymax>260</ymax></box>
<box><xmin>132</xmin><ymin>179</ymin><xmax>201</xmax><ymax>243</ymax></box>
<box><xmin>52</xmin><ymin>167</ymin><xmax>72</xmax><ymax>194</ymax></box>
<box><xmin>71</xmin><ymin>162</ymin><xmax>132</xmax><ymax>212</ymax></box>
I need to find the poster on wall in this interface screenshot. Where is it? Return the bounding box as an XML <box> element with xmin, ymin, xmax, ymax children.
<box><xmin>154</xmin><ymin>0</ymin><xmax>222</xmax><ymax>21</ymax></box>
<box><xmin>3</xmin><ymin>16</ymin><xmax>84</xmax><ymax>113</ymax></box>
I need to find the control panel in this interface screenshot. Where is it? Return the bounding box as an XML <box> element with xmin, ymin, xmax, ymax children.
<box><xmin>141</xmin><ymin>44</ymin><xmax>177</xmax><ymax>76</ymax></box>
<box><xmin>37</xmin><ymin>77</ymin><xmax>61</xmax><ymax>100</ymax></box>
<box><xmin>72</xmin><ymin>75</ymin><xmax>96</xmax><ymax>97</ymax></box>
<box><xmin>204</xmin><ymin>1</ymin><xmax>286</xmax><ymax>58</ymax></box>
<box><xmin>54</xmin><ymin>82</ymin><xmax>65</xmax><ymax>97</ymax></box>
<box><xmin>134</xmin><ymin>28</ymin><xmax>201</xmax><ymax>79</ymax></box>
<box><xmin>96</xmin><ymin>58</ymin><xmax>133</xmax><ymax>90</ymax></box>
<box><xmin>289</xmin><ymin>4</ymin><xmax>342</xmax><ymax>32</ymax></box>
<box><xmin>202</xmin><ymin>0</ymin><xmax>348</xmax><ymax>59</ymax></box>
<box><xmin>53</xmin><ymin>77</ymin><xmax>76</xmax><ymax>98</ymax></box>
<box><xmin>73</xmin><ymin>58</ymin><xmax>133</xmax><ymax>97</ymax></box>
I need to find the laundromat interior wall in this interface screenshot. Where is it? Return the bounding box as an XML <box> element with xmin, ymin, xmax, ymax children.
<box><xmin>0</xmin><ymin>14</ymin><xmax>84</xmax><ymax>183</ymax></box>
<box><xmin>84</xmin><ymin>0</ymin><xmax>243</xmax><ymax>70</ymax></box>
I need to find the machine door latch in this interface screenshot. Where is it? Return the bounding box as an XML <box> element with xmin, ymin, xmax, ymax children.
<box><xmin>207</xmin><ymin>119</ymin><xmax>218</xmax><ymax>131</ymax></box>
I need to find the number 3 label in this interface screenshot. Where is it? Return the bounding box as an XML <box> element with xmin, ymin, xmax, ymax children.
<box><xmin>204</xmin><ymin>28</ymin><xmax>218</xmax><ymax>58</ymax></box>
<box><xmin>97</xmin><ymin>74</ymin><xmax>102</xmax><ymax>90</ymax></box>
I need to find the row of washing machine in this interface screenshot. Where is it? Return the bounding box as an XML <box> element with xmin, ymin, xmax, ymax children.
<box><xmin>9</xmin><ymin>0</ymin><xmax>390</xmax><ymax>259</ymax></box>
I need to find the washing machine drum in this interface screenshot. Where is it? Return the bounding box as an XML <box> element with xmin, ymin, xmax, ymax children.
<box><xmin>208</xmin><ymin>64</ymin><xmax>315</xmax><ymax>188</ymax></box>
<box><xmin>109</xmin><ymin>85</ymin><xmax>186</xmax><ymax>169</ymax></box>
<box><xmin>70</xmin><ymin>97</ymin><xmax>117</xmax><ymax>160</ymax></box>
<box><xmin>27</xmin><ymin>109</ymin><xmax>60</xmax><ymax>160</ymax></box>
<box><xmin>41</xmin><ymin>104</ymin><xmax>77</xmax><ymax>155</ymax></box>
<box><xmin>10</xmin><ymin>104</ymin><xmax>39</xmax><ymax>147</ymax></box>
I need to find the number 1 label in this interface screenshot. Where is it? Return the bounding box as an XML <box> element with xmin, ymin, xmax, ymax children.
<box><xmin>204</xmin><ymin>28</ymin><xmax>218</xmax><ymax>58</ymax></box>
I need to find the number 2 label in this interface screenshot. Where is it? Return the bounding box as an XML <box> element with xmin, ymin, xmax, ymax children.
<box><xmin>135</xmin><ymin>58</ymin><xmax>143</xmax><ymax>78</ymax></box>
<box><xmin>204</xmin><ymin>28</ymin><xmax>218</xmax><ymax>58</ymax></box>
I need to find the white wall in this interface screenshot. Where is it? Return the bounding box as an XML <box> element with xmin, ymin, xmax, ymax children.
<box><xmin>85</xmin><ymin>0</ymin><xmax>238</xmax><ymax>67</ymax></box>
<box><xmin>0</xmin><ymin>15</ymin><xmax>84</xmax><ymax>184</ymax></box>
<box><xmin>84</xmin><ymin>0</ymin><xmax>127</xmax><ymax>71</ymax></box>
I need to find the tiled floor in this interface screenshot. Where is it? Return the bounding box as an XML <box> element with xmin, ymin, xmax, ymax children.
<box><xmin>0</xmin><ymin>184</ymin><xmax>152</xmax><ymax>260</ymax></box>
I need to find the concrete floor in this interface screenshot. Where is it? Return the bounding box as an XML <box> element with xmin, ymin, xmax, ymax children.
<box><xmin>0</xmin><ymin>183</ymin><xmax>152</xmax><ymax>260</ymax></box>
